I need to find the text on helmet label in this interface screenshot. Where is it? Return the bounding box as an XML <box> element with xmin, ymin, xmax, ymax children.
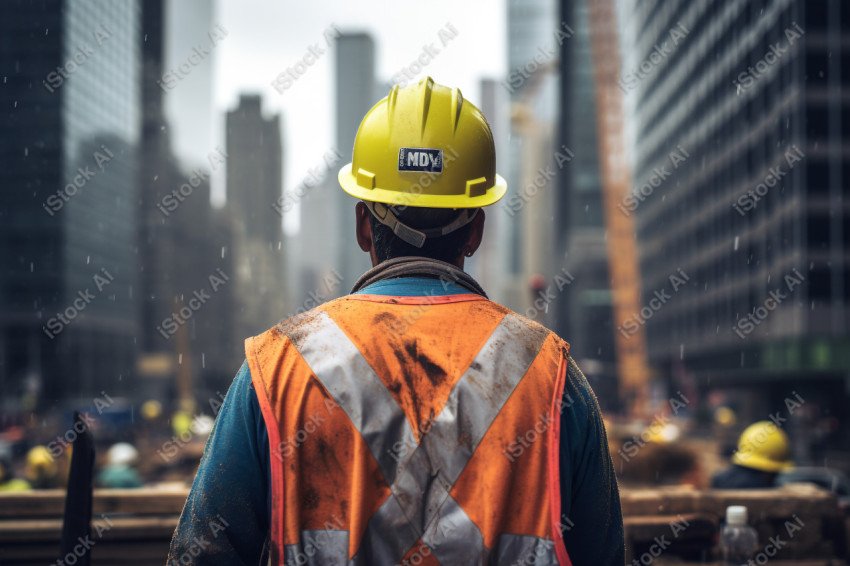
<box><xmin>398</xmin><ymin>148</ymin><xmax>443</xmax><ymax>173</ymax></box>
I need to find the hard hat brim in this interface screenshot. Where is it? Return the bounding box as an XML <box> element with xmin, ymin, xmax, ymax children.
<box><xmin>732</xmin><ymin>451</ymin><xmax>793</xmax><ymax>473</ymax></box>
<box><xmin>338</xmin><ymin>163</ymin><xmax>507</xmax><ymax>209</ymax></box>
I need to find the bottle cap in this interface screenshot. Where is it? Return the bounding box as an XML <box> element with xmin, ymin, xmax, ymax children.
<box><xmin>726</xmin><ymin>505</ymin><xmax>748</xmax><ymax>525</ymax></box>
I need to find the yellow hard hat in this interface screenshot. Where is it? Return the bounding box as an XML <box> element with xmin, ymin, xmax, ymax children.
<box><xmin>714</xmin><ymin>406</ymin><xmax>737</xmax><ymax>427</ymax></box>
<box><xmin>26</xmin><ymin>446</ymin><xmax>57</xmax><ymax>475</ymax></box>
<box><xmin>338</xmin><ymin>77</ymin><xmax>507</xmax><ymax>212</ymax></box>
<box><xmin>26</xmin><ymin>446</ymin><xmax>53</xmax><ymax>468</ymax></box>
<box><xmin>141</xmin><ymin>399</ymin><xmax>162</xmax><ymax>420</ymax></box>
<box><xmin>732</xmin><ymin>421</ymin><xmax>793</xmax><ymax>473</ymax></box>
<box><xmin>172</xmin><ymin>410</ymin><xmax>193</xmax><ymax>437</ymax></box>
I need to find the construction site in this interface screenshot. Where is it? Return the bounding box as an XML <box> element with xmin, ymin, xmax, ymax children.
<box><xmin>1</xmin><ymin>0</ymin><xmax>849</xmax><ymax>563</ymax></box>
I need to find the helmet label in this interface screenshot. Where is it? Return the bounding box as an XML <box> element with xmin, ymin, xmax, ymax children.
<box><xmin>398</xmin><ymin>148</ymin><xmax>443</xmax><ymax>173</ymax></box>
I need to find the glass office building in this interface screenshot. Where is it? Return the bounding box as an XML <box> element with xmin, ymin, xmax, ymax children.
<box><xmin>625</xmin><ymin>0</ymin><xmax>849</xmax><ymax>440</ymax></box>
<box><xmin>0</xmin><ymin>0</ymin><xmax>141</xmax><ymax>405</ymax></box>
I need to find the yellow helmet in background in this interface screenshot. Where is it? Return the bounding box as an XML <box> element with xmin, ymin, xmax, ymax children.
<box><xmin>141</xmin><ymin>399</ymin><xmax>163</xmax><ymax>421</ymax></box>
<box><xmin>338</xmin><ymin>76</ymin><xmax>507</xmax><ymax>210</ymax></box>
<box><xmin>25</xmin><ymin>446</ymin><xmax>58</xmax><ymax>482</ymax></box>
<box><xmin>732</xmin><ymin>420</ymin><xmax>793</xmax><ymax>473</ymax></box>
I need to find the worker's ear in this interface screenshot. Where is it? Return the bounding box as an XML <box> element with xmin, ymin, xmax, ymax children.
<box><xmin>462</xmin><ymin>209</ymin><xmax>485</xmax><ymax>258</ymax></box>
<box><xmin>355</xmin><ymin>202</ymin><xmax>379</xmax><ymax>265</ymax></box>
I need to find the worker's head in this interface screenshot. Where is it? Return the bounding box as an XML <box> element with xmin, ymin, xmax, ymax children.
<box><xmin>339</xmin><ymin>77</ymin><xmax>506</xmax><ymax>267</ymax></box>
<box><xmin>732</xmin><ymin>420</ymin><xmax>793</xmax><ymax>473</ymax></box>
<box><xmin>106</xmin><ymin>442</ymin><xmax>139</xmax><ymax>467</ymax></box>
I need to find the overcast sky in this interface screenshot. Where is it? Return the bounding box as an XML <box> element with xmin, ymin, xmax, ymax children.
<box><xmin>190</xmin><ymin>0</ymin><xmax>507</xmax><ymax>228</ymax></box>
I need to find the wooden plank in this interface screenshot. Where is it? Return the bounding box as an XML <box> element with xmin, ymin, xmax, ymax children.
<box><xmin>0</xmin><ymin>517</ymin><xmax>178</xmax><ymax>542</ymax></box>
<box><xmin>0</xmin><ymin>487</ymin><xmax>189</xmax><ymax>519</ymax></box>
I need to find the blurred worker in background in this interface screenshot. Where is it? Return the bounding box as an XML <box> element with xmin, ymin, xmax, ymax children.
<box><xmin>24</xmin><ymin>445</ymin><xmax>61</xmax><ymax>489</ymax></box>
<box><xmin>712</xmin><ymin>421</ymin><xmax>794</xmax><ymax>489</ymax></box>
<box><xmin>0</xmin><ymin>454</ymin><xmax>30</xmax><ymax>491</ymax></box>
<box><xmin>169</xmin><ymin>77</ymin><xmax>623</xmax><ymax>565</ymax></box>
<box><xmin>97</xmin><ymin>443</ymin><xmax>143</xmax><ymax>488</ymax></box>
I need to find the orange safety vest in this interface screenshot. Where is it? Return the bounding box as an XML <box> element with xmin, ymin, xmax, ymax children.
<box><xmin>246</xmin><ymin>293</ymin><xmax>572</xmax><ymax>565</ymax></box>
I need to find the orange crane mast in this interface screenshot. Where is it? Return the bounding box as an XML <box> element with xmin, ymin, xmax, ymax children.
<box><xmin>587</xmin><ymin>0</ymin><xmax>652</xmax><ymax>417</ymax></box>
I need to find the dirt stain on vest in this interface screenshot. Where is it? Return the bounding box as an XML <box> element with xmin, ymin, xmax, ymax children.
<box><xmin>392</xmin><ymin>340</ymin><xmax>448</xmax><ymax>431</ymax></box>
<box><xmin>303</xmin><ymin>486</ymin><xmax>320</xmax><ymax>510</ymax></box>
<box><xmin>373</xmin><ymin>311</ymin><xmax>401</xmax><ymax>328</ymax></box>
<box><xmin>403</xmin><ymin>341</ymin><xmax>446</xmax><ymax>386</ymax></box>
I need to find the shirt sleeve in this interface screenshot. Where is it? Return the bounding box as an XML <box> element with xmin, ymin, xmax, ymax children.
<box><xmin>167</xmin><ymin>361</ymin><xmax>270</xmax><ymax>565</ymax></box>
<box><xmin>559</xmin><ymin>357</ymin><xmax>625</xmax><ymax>565</ymax></box>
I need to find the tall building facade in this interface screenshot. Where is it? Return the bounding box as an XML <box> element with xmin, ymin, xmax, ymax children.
<box><xmin>469</xmin><ymin>79</ymin><xmax>512</xmax><ymax>300</ymax></box>
<box><xmin>556</xmin><ymin>0</ymin><xmax>619</xmax><ymax>408</ymax></box>
<box><xmin>226</xmin><ymin>94</ymin><xmax>287</xmax><ymax>343</ymax></box>
<box><xmin>503</xmin><ymin>0</ymin><xmax>565</xmax><ymax>325</ymax></box>
<box><xmin>0</xmin><ymin>0</ymin><xmax>141</xmax><ymax>407</ymax></box>
<box><xmin>138</xmin><ymin>0</ymin><xmax>237</xmax><ymax>403</ymax></box>
<box><xmin>626</xmin><ymin>1</ymin><xmax>849</xmax><ymax>447</ymax></box>
<box><xmin>334</xmin><ymin>33</ymin><xmax>376</xmax><ymax>289</ymax></box>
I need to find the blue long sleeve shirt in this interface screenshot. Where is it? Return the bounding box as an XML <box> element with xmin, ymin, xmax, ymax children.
<box><xmin>168</xmin><ymin>277</ymin><xmax>624</xmax><ymax>565</ymax></box>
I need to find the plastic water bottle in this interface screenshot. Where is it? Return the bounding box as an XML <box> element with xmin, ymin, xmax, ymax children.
<box><xmin>720</xmin><ymin>505</ymin><xmax>759</xmax><ymax>565</ymax></box>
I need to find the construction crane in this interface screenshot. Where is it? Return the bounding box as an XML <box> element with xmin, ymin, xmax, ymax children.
<box><xmin>587</xmin><ymin>0</ymin><xmax>652</xmax><ymax>418</ymax></box>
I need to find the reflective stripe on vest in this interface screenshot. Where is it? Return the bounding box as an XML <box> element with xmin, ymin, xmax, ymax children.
<box><xmin>248</xmin><ymin>296</ymin><xmax>571</xmax><ymax>566</ymax></box>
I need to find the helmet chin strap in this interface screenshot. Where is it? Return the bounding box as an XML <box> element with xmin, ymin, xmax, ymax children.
<box><xmin>363</xmin><ymin>200</ymin><xmax>478</xmax><ymax>248</ymax></box>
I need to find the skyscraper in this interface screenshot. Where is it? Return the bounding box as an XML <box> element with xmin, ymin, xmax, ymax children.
<box><xmin>0</xmin><ymin>0</ymin><xmax>141</xmax><ymax>404</ymax></box>
<box><xmin>503</xmin><ymin>0</ymin><xmax>563</xmax><ymax>318</ymax></box>
<box><xmin>470</xmin><ymin>79</ymin><xmax>511</xmax><ymax>300</ymax></box>
<box><xmin>138</xmin><ymin>0</ymin><xmax>237</xmax><ymax>402</ymax></box>
<box><xmin>556</xmin><ymin>0</ymin><xmax>619</xmax><ymax>408</ymax></box>
<box><xmin>625</xmin><ymin>1</ymin><xmax>849</xmax><ymax>439</ymax></box>
<box><xmin>334</xmin><ymin>33</ymin><xmax>376</xmax><ymax>289</ymax></box>
<box><xmin>226</xmin><ymin>94</ymin><xmax>286</xmax><ymax>342</ymax></box>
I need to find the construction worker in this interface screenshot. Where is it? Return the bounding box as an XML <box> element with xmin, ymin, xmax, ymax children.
<box><xmin>0</xmin><ymin>455</ymin><xmax>30</xmax><ymax>491</ymax></box>
<box><xmin>24</xmin><ymin>445</ymin><xmax>61</xmax><ymax>489</ymax></box>
<box><xmin>712</xmin><ymin>421</ymin><xmax>793</xmax><ymax>489</ymax></box>
<box><xmin>168</xmin><ymin>77</ymin><xmax>623</xmax><ymax>565</ymax></box>
<box><xmin>97</xmin><ymin>443</ymin><xmax>143</xmax><ymax>488</ymax></box>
